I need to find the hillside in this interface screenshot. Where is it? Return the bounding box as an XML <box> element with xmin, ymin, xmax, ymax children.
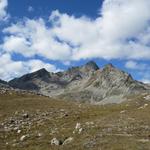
<box><xmin>1</xmin><ymin>91</ymin><xmax>150</xmax><ymax>149</ymax></box>
<box><xmin>1</xmin><ymin>61</ymin><xmax>150</xmax><ymax>149</ymax></box>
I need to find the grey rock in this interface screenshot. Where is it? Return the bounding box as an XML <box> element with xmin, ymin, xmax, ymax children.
<box><xmin>8</xmin><ymin>61</ymin><xmax>150</xmax><ymax>104</ymax></box>
<box><xmin>37</xmin><ymin>133</ymin><xmax>43</xmax><ymax>137</ymax></box>
<box><xmin>51</xmin><ymin>138</ymin><xmax>62</xmax><ymax>146</ymax></box>
<box><xmin>22</xmin><ymin>113</ymin><xmax>29</xmax><ymax>119</ymax></box>
<box><xmin>73</xmin><ymin>123</ymin><xmax>83</xmax><ymax>134</ymax></box>
<box><xmin>20</xmin><ymin>135</ymin><xmax>29</xmax><ymax>141</ymax></box>
<box><xmin>63</xmin><ymin>137</ymin><xmax>73</xmax><ymax>145</ymax></box>
<box><xmin>17</xmin><ymin>130</ymin><xmax>21</xmax><ymax>134</ymax></box>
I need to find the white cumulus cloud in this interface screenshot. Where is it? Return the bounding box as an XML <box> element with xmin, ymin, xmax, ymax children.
<box><xmin>0</xmin><ymin>0</ymin><xmax>9</xmax><ymax>20</ymax></box>
<box><xmin>125</xmin><ymin>60</ymin><xmax>150</xmax><ymax>83</ymax></box>
<box><xmin>2</xmin><ymin>18</ymin><xmax>72</xmax><ymax>60</ymax></box>
<box><xmin>0</xmin><ymin>0</ymin><xmax>150</xmax><ymax>80</ymax></box>
<box><xmin>125</xmin><ymin>61</ymin><xmax>148</xmax><ymax>70</ymax></box>
<box><xmin>0</xmin><ymin>53</ymin><xmax>61</xmax><ymax>81</ymax></box>
<box><xmin>2</xmin><ymin>0</ymin><xmax>150</xmax><ymax>61</ymax></box>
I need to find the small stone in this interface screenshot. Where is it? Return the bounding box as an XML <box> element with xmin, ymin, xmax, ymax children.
<box><xmin>22</xmin><ymin>113</ymin><xmax>29</xmax><ymax>119</ymax></box>
<box><xmin>63</xmin><ymin>137</ymin><xmax>73</xmax><ymax>145</ymax></box>
<box><xmin>13</xmin><ymin>127</ymin><xmax>19</xmax><ymax>131</ymax></box>
<box><xmin>51</xmin><ymin>138</ymin><xmax>61</xmax><ymax>146</ymax></box>
<box><xmin>120</xmin><ymin>110</ymin><xmax>126</xmax><ymax>114</ymax></box>
<box><xmin>85</xmin><ymin>121</ymin><xmax>94</xmax><ymax>126</ymax></box>
<box><xmin>17</xmin><ymin>130</ymin><xmax>21</xmax><ymax>134</ymax></box>
<box><xmin>20</xmin><ymin>135</ymin><xmax>28</xmax><ymax>141</ymax></box>
<box><xmin>144</xmin><ymin>104</ymin><xmax>148</xmax><ymax>107</ymax></box>
<box><xmin>73</xmin><ymin>122</ymin><xmax>83</xmax><ymax>134</ymax></box>
<box><xmin>37</xmin><ymin>133</ymin><xmax>43</xmax><ymax>137</ymax></box>
<box><xmin>75</xmin><ymin>123</ymin><xmax>81</xmax><ymax>129</ymax></box>
<box><xmin>78</xmin><ymin>128</ymin><xmax>83</xmax><ymax>134</ymax></box>
<box><xmin>138</xmin><ymin>104</ymin><xmax>148</xmax><ymax>109</ymax></box>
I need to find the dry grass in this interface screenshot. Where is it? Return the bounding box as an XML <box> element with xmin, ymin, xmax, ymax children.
<box><xmin>1</xmin><ymin>91</ymin><xmax>150</xmax><ymax>150</ymax></box>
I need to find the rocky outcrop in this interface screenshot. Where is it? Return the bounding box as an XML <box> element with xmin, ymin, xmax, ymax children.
<box><xmin>8</xmin><ymin>61</ymin><xmax>150</xmax><ymax>104</ymax></box>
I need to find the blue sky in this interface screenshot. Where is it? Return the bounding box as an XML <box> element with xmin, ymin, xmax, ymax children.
<box><xmin>8</xmin><ymin>0</ymin><xmax>102</xmax><ymax>18</ymax></box>
<box><xmin>0</xmin><ymin>0</ymin><xmax>150</xmax><ymax>83</ymax></box>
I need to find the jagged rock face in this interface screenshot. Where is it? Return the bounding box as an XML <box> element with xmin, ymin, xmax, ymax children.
<box><xmin>89</xmin><ymin>64</ymin><xmax>143</xmax><ymax>93</ymax></box>
<box><xmin>85</xmin><ymin>64</ymin><xmax>148</xmax><ymax>102</ymax></box>
<box><xmin>60</xmin><ymin>61</ymin><xmax>99</xmax><ymax>83</ymax></box>
<box><xmin>9</xmin><ymin>61</ymin><xmax>99</xmax><ymax>94</ymax></box>
<box><xmin>8</xmin><ymin>61</ymin><xmax>150</xmax><ymax>104</ymax></box>
<box><xmin>57</xmin><ymin>63</ymin><xmax>149</xmax><ymax>103</ymax></box>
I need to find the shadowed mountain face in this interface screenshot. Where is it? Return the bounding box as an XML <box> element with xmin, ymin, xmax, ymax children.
<box><xmin>8</xmin><ymin>61</ymin><xmax>150</xmax><ymax>104</ymax></box>
<box><xmin>0</xmin><ymin>79</ymin><xmax>7</xmax><ymax>85</ymax></box>
<box><xmin>0</xmin><ymin>79</ymin><xmax>10</xmax><ymax>89</ymax></box>
<box><xmin>9</xmin><ymin>68</ymin><xmax>52</xmax><ymax>90</ymax></box>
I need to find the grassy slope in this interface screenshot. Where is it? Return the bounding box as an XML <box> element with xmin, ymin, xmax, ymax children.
<box><xmin>0</xmin><ymin>92</ymin><xmax>150</xmax><ymax>150</ymax></box>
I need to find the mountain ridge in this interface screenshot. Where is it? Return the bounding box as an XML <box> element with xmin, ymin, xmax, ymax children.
<box><xmin>3</xmin><ymin>61</ymin><xmax>150</xmax><ymax>104</ymax></box>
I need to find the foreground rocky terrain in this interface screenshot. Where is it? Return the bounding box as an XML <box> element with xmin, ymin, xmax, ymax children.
<box><xmin>8</xmin><ymin>61</ymin><xmax>150</xmax><ymax>104</ymax></box>
<box><xmin>1</xmin><ymin>62</ymin><xmax>150</xmax><ymax>149</ymax></box>
<box><xmin>1</xmin><ymin>91</ymin><xmax>150</xmax><ymax>150</ymax></box>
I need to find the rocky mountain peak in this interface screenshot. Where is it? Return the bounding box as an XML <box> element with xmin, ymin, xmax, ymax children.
<box><xmin>9</xmin><ymin>68</ymin><xmax>51</xmax><ymax>90</ymax></box>
<box><xmin>101</xmin><ymin>63</ymin><xmax>131</xmax><ymax>82</ymax></box>
<box><xmin>33</xmin><ymin>68</ymin><xmax>49</xmax><ymax>76</ymax></box>
<box><xmin>82</xmin><ymin>61</ymin><xmax>99</xmax><ymax>71</ymax></box>
<box><xmin>62</xmin><ymin>61</ymin><xmax>99</xmax><ymax>82</ymax></box>
<box><xmin>67</xmin><ymin>61</ymin><xmax>99</xmax><ymax>73</ymax></box>
<box><xmin>102</xmin><ymin>63</ymin><xmax>126</xmax><ymax>77</ymax></box>
<box><xmin>25</xmin><ymin>68</ymin><xmax>50</xmax><ymax>80</ymax></box>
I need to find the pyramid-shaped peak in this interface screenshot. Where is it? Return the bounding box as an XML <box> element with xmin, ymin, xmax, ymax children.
<box><xmin>19</xmin><ymin>68</ymin><xmax>49</xmax><ymax>80</ymax></box>
<box><xmin>35</xmin><ymin>68</ymin><xmax>49</xmax><ymax>74</ymax></box>
<box><xmin>83</xmin><ymin>61</ymin><xmax>99</xmax><ymax>70</ymax></box>
<box><xmin>29</xmin><ymin>68</ymin><xmax>50</xmax><ymax>78</ymax></box>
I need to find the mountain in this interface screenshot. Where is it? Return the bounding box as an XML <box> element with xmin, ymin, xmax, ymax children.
<box><xmin>9</xmin><ymin>68</ymin><xmax>51</xmax><ymax>90</ymax></box>
<box><xmin>9</xmin><ymin>61</ymin><xmax>99</xmax><ymax>96</ymax></box>
<box><xmin>9</xmin><ymin>61</ymin><xmax>150</xmax><ymax>104</ymax></box>
<box><xmin>0</xmin><ymin>79</ymin><xmax>7</xmax><ymax>85</ymax></box>
<box><xmin>0</xmin><ymin>79</ymin><xmax>10</xmax><ymax>89</ymax></box>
